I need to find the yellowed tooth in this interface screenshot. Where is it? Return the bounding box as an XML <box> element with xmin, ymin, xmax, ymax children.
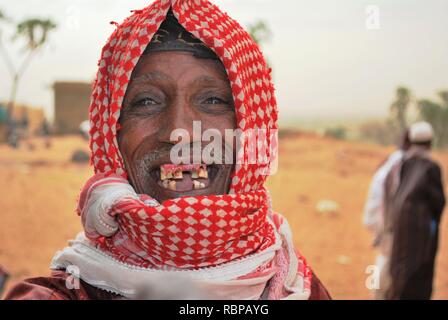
<box><xmin>168</xmin><ymin>180</ymin><xmax>176</xmax><ymax>191</ymax></box>
<box><xmin>173</xmin><ymin>169</ymin><xmax>183</xmax><ymax>180</ymax></box>
<box><xmin>166</xmin><ymin>171</ymin><xmax>173</xmax><ymax>179</ymax></box>
<box><xmin>198</xmin><ymin>167</ymin><xmax>208</xmax><ymax>179</ymax></box>
<box><xmin>191</xmin><ymin>169</ymin><xmax>199</xmax><ymax>179</ymax></box>
<box><xmin>160</xmin><ymin>166</ymin><xmax>169</xmax><ymax>181</ymax></box>
<box><xmin>193</xmin><ymin>180</ymin><xmax>201</xmax><ymax>190</ymax></box>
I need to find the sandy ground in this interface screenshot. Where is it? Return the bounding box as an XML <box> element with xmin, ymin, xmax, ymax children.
<box><xmin>0</xmin><ymin>134</ymin><xmax>447</xmax><ymax>299</ymax></box>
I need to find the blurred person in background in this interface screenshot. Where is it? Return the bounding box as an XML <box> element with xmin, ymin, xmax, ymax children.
<box><xmin>384</xmin><ymin>122</ymin><xmax>445</xmax><ymax>300</ymax></box>
<box><xmin>40</xmin><ymin>118</ymin><xmax>52</xmax><ymax>149</ymax></box>
<box><xmin>0</xmin><ymin>266</ymin><xmax>9</xmax><ymax>297</ymax></box>
<box><xmin>363</xmin><ymin>129</ymin><xmax>411</xmax><ymax>299</ymax></box>
<box><xmin>0</xmin><ymin>105</ymin><xmax>7</xmax><ymax>143</ymax></box>
<box><xmin>5</xmin><ymin>0</ymin><xmax>330</xmax><ymax>300</ymax></box>
<box><xmin>19</xmin><ymin>109</ymin><xmax>35</xmax><ymax>150</ymax></box>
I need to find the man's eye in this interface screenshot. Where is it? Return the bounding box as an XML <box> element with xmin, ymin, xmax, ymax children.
<box><xmin>133</xmin><ymin>97</ymin><xmax>159</xmax><ymax>107</ymax></box>
<box><xmin>203</xmin><ymin>97</ymin><xmax>228</xmax><ymax>105</ymax></box>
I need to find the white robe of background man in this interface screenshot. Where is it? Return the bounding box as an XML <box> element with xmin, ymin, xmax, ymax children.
<box><xmin>363</xmin><ymin>149</ymin><xmax>404</xmax><ymax>298</ymax></box>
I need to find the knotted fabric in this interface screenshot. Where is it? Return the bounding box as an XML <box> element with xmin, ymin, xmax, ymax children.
<box><xmin>78</xmin><ymin>173</ymin><xmax>276</xmax><ymax>269</ymax></box>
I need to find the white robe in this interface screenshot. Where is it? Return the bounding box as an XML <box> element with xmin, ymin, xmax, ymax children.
<box><xmin>363</xmin><ymin>150</ymin><xmax>404</xmax><ymax>238</ymax></box>
<box><xmin>363</xmin><ymin>149</ymin><xmax>404</xmax><ymax>299</ymax></box>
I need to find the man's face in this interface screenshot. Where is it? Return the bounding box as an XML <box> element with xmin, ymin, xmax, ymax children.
<box><xmin>118</xmin><ymin>51</ymin><xmax>236</xmax><ymax>203</ymax></box>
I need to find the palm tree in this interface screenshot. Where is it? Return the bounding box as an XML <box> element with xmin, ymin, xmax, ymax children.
<box><xmin>439</xmin><ymin>90</ymin><xmax>448</xmax><ymax>107</ymax></box>
<box><xmin>247</xmin><ymin>20</ymin><xmax>272</xmax><ymax>47</ymax></box>
<box><xmin>7</xmin><ymin>18</ymin><xmax>57</xmax><ymax>116</ymax></box>
<box><xmin>0</xmin><ymin>9</ymin><xmax>13</xmax><ymax>76</ymax></box>
<box><xmin>418</xmin><ymin>90</ymin><xmax>448</xmax><ymax>148</ymax></box>
<box><xmin>247</xmin><ymin>20</ymin><xmax>272</xmax><ymax>69</ymax></box>
<box><xmin>390</xmin><ymin>87</ymin><xmax>411</xmax><ymax>134</ymax></box>
<box><xmin>0</xmin><ymin>12</ymin><xmax>56</xmax><ymax>143</ymax></box>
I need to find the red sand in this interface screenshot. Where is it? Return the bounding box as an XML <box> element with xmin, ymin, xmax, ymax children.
<box><xmin>1</xmin><ymin>135</ymin><xmax>447</xmax><ymax>299</ymax></box>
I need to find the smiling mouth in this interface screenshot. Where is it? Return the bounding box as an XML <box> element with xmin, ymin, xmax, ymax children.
<box><xmin>149</xmin><ymin>164</ymin><xmax>218</xmax><ymax>192</ymax></box>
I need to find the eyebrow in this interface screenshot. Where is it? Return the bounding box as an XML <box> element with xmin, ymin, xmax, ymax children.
<box><xmin>129</xmin><ymin>71</ymin><xmax>171</xmax><ymax>86</ymax></box>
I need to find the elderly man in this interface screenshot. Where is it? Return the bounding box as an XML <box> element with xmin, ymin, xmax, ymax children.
<box><xmin>384</xmin><ymin>122</ymin><xmax>445</xmax><ymax>300</ymax></box>
<box><xmin>363</xmin><ymin>129</ymin><xmax>410</xmax><ymax>299</ymax></box>
<box><xmin>6</xmin><ymin>0</ymin><xmax>330</xmax><ymax>300</ymax></box>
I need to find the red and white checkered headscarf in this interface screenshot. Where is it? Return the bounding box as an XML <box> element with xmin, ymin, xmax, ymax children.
<box><xmin>89</xmin><ymin>0</ymin><xmax>277</xmax><ymax>192</ymax></box>
<box><xmin>72</xmin><ymin>0</ymin><xmax>312</xmax><ymax>299</ymax></box>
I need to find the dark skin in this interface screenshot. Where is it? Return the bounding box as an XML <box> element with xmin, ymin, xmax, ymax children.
<box><xmin>118</xmin><ymin>51</ymin><xmax>236</xmax><ymax>203</ymax></box>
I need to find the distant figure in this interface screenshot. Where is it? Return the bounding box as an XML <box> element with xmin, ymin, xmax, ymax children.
<box><xmin>363</xmin><ymin>129</ymin><xmax>411</xmax><ymax>299</ymax></box>
<box><xmin>0</xmin><ymin>265</ymin><xmax>9</xmax><ymax>297</ymax></box>
<box><xmin>21</xmin><ymin>110</ymin><xmax>30</xmax><ymax>140</ymax></box>
<box><xmin>41</xmin><ymin>118</ymin><xmax>52</xmax><ymax>149</ymax></box>
<box><xmin>18</xmin><ymin>110</ymin><xmax>35</xmax><ymax>150</ymax></box>
<box><xmin>21</xmin><ymin>111</ymin><xmax>29</xmax><ymax>133</ymax></box>
<box><xmin>6</xmin><ymin>117</ymin><xmax>20</xmax><ymax>149</ymax></box>
<box><xmin>384</xmin><ymin>122</ymin><xmax>445</xmax><ymax>300</ymax></box>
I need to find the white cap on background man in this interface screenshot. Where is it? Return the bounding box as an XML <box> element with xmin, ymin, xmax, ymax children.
<box><xmin>409</xmin><ymin>121</ymin><xmax>434</xmax><ymax>143</ymax></box>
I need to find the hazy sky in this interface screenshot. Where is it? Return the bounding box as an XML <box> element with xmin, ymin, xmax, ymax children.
<box><xmin>0</xmin><ymin>0</ymin><xmax>447</xmax><ymax>124</ymax></box>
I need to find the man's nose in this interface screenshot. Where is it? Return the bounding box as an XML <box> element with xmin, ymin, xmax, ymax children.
<box><xmin>157</xmin><ymin>99</ymin><xmax>200</xmax><ymax>145</ymax></box>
